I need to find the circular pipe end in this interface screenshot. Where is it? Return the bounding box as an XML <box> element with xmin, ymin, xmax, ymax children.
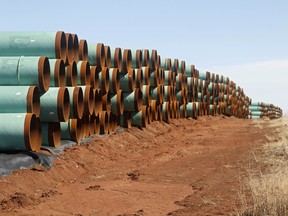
<box><xmin>135</xmin><ymin>88</ymin><xmax>143</xmax><ymax>111</ymax></box>
<box><xmin>65</xmin><ymin>33</ymin><xmax>74</xmax><ymax>65</ymax></box>
<box><xmin>38</xmin><ymin>56</ymin><xmax>50</xmax><ymax>92</ymax></box>
<box><xmin>114</xmin><ymin>47</ymin><xmax>122</xmax><ymax>69</ymax></box>
<box><xmin>84</xmin><ymin>85</ymin><xmax>94</xmax><ymax>115</ymax></box>
<box><xmin>80</xmin><ymin>61</ymin><xmax>91</xmax><ymax>85</ymax></box>
<box><xmin>57</xmin><ymin>87</ymin><xmax>70</xmax><ymax>122</ymax></box>
<box><xmin>97</xmin><ymin>43</ymin><xmax>106</xmax><ymax>68</ymax></box>
<box><xmin>70</xmin><ymin>119</ymin><xmax>82</xmax><ymax>144</ymax></box>
<box><xmin>55</xmin><ymin>31</ymin><xmax>67</xmax><ymax>61</ymax></box>
<box><xmin>117</xmin><ymin>90</ymin><xmax>124</xmax><ymax>115</ymax></box>
<box><xmin>94</xmin><ymin>88</ymin><xmax>102</xmax><ymax>116</ymax></box>
<box><xmin>27</xmin><ymin>86</ymin><xmax>40</xmax><ymax>117</ymax></box>
<box><xmin>48</xmin><ymin>122</ymin><xmax>61</xmax><ymax>147</ymax></box>
<box><xmin>104</xmin><ymin>45</ymin><xmax>111</xmax><ymax>68</ymax></box>
<box><xmin>71</xmin><ymin>34</ymin><xmax>79</xmax><ymax>63</ymax></box>
<box><xmin>94</xmin><ymin>115</ymin><xmax>100</xmax><ymax>134</ymax></box>
<box><xmin>100</xmin><ymin>111</ymin><xmax>109</xmax><ymax>134</ymax></box>
<box><xmin>24</xmin><ymin>113</ymin><xmax>41</xmax><ymax>151</ymax></box>
<box><xmin>90</xmin><ymin>66</ymin><xmax>100</xmax><ymax>89</ymax></box>
<box><xmin>66</xmin><ymin>61</ymin><xmax>78</xmax><ymax>86</ymax></box>
<box><xmin>79</xmin><ymin>39</ymin><xmax>88</xmax><ymax>61</ymax></box>
<box><xmin>73</xmin><ymin>86</ymin><xmax>84</xmax><ymax>119</ymax></box>
<box><xmin>122</xmin><ymin>49</ymin><xmax>132</xmax><ymax>73</ymax></box>
<box><xmin>54</xmin><ymin>59</ymin><xmax>66</xmax><ymax>87</ymax></box>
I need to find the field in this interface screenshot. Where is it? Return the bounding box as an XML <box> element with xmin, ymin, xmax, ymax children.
<box><xmin>0</xmin><ymin>115</ymin><xmax>285</xmax><ymax>216</ymax></box>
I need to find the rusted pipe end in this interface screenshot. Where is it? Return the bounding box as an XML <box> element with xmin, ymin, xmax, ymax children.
<box><xmin>127</xmin><ymin>68</ymin><xmax>135</xmax><ymax>91</ymax></box>
<box><xmin>121</xmin><ymin>111</ymin><xmax>132</xmax><ymax>128</ymax></box>
<box><xmin>135</xmin><ymin>68</ymin><xmax>143</xmax><ymax>91</ymax></box>
<box><xmin>90</xmin><ymin>66</ymin><xmax>100</xmax><ymax>89</ymax></box>
<box><xmin>122</xmin><ymin>49</ymin><xmax>132</xmax><ymax>73</ymax></box>
<box><xmin>157</xmin><ymin>104</ymin><xmax>163</xmax><ymax>121</ymax></box>
<box><xmin>65</xmin><ymin>61</ymin><xmax>78</xmax><ymax>86</ymax></box>
<box><xmin>173</xmin><ymin>59</ymin><xmax>179</xmax><ymax>75</ymax></box>
<box><xmin>65</xmin><ymin>33</ymin><xmax>74</xmax><ymax>65</ymax></box>
<box><xmin>143</xmin><ymin>85</ymin><xmax>151</xmax><ymax>106</ymax></box>
<box><xmin>89</xmin><ymin>115</ymin><xmax>95</xmax><ymax>136</ymax></box>
<box><xmin>142</xmin><ymin>49</ymin><xmax>150</xmax><ymax>67</ymax></box>
<box><xmin>142</xmin><ymin>67</ymin><xmax>150</xmax><ymax>85</ymax></box>
<box><xmin>79</xmin><ymin>40</ymin><xmax>88</xmax><ymax>61</ymax></box>
<box><xmin>79</xmin><ymin>61</ymin><xmax>91</xmax><ymax>85</ymax></box>
<box><xmin>94</xmin><ymin>115</ymin><xmax>100</xmax><ymax>134</ymax></box>
<box><xmin>134</xmin><ymin>88</ymin><xmax>143</xmax><ymax>111</ymax></box>
<box><xmin>83</xmin><ymin>85</ymin><xmax>94</xmax><ymax>115</ymax></box>
<box><xmin>141</xmin><ymin>106</ymin><xmax>148</xmax><ymax>127</ymax></box>
<box><xmin>94</xmin><ymin>88</ymin><xmax>102</xmax><ymax>116</ymax></box>
<box><xmin>24</xmin><ymin>113</ymin><xmax>41</xmax><ymax>151</ymax></box>
<box><xmin>96</xmin><ymin>43</ymin><xmax>105</xmax><ymax>68</ymax></box>
<box><xmin>166</xmin><ymin>58</ymin><xmax>172</xmax><ymax>70</ymax></box>
<box><xmin>47</xmin><ymin>122</ymin><xmax>61</xmax><ymax>147</ymax></box>
<box><xmin>71</xmin><ymin>34</ymin><xmax>79</xmax><ymax>63</ymax></box>
<box><xmin>70</xmin><ymin>119</ymin><xmax>82</xmax><ymax>143</ymax></box>
<box><xmin>162</xmin><ymin>102</ymin><xmax>170</xmax><ymax>123</ymax></box>
<box><xmin>57</xmin><ymin>87</ymin><xmax>70</xmax><ymax>122</ymax></box>
<box><xmin>55</xmin><ymin>31</ymin><xmax>67</xmax><ymax>61</ymax></box>
<box><xmin>100</xmin><ymin>111</ymin><xmax>109</xmax><ymax>134</ymax></box>
<box><xmin>111</xmin><ymin>68</ymin><xmax>120</xmax><ymax>93</ymax></box>
<box><xmin>117</xmin><ymin>90</ymin><xmax>124</xmax><ymax>115</ymax></box>
<box><xmin>164</xmin><ymin>85</ymin><xmax>172</xmax><ymax>103</ymax></box>
<box><xmin>27</xmin><ymin>86</ymin><xmax>40</xmax><ymax>117</ymax></box>
<box><xmin>151</xmin><ymin>100</ymin><xmax>158</xmax><ymax>121</ymax></box>
<box><xmin>146</xmin><ymin>105</ymin><xmax>152</xmax><ymax>124</ymax></box>
<box><xmin>73</xmin><ymin>87</ymin><xmax>84</xmax><ymax>119</ymax></box>
<box><xmin>113</xmin><ymin>47</ymin><xmax>122</xmax><ymax>69</ymax></box>
<box><xmin>102</xmin><ymin>92</ymin><xmax>111</xmax><ymax>112</ymax></box>
<box><xmin>136</xmin><ymin>50</ymin><xmax>143</xmax><ymax>68</ymax></box>
<box><xmin>108</xmin><ymin>112</ymin><xmax>117</xmax><ymax>134</ymax></box>
<box><xmin>100</xmin><ymin>67</ymin><xmax>109</xmax><ymax>94</ymax></box>
<box><xmin>156</xmin><ymin>55</ymin><xmax>161</xmax><ymax>69</ymax></box>
<box><xmin>38</xmin><ymin>56</ymin><xmax>50</xmax><ymax>92</ymax></box>
<box><xmin>104</xmin><ymin>45</ymin><xmax>111</xmax><ymax>68</ymax></box>
<box><xmin>181</xmin><ymin>60</ymin><xmax>186</xmax><ymax>73</ymax></box>
<box><xmin>150</xmin><ymin>50</ymin><xmax>157</xmax><ymax>70</ymax></box>
<box><xmin>53</xmin><ymin>59</ymin><xmax>66</xmax><ymax>87</ymax></box>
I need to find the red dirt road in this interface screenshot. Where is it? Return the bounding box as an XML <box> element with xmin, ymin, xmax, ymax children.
<box><xmin>0</xmin><ymin>116</ymin><xmax>276</xmax><ymax>216</ymax></box>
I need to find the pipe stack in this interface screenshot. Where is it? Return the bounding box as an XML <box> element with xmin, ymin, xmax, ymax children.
<box><xmin>0</xmin><ymin>30</ymin><xmax>282</xmax><ymax>152</ymax></box>
<box><xmin>248</xmin><ymin>102</ymin><xmax>283</xmax><ymax>119</ymax></box>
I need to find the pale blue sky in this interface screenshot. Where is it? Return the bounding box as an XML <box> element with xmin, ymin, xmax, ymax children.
<box><xmin>1</xmin><ymin>0</ymin><xmax>287</xmax><ymax>113</ymax></box>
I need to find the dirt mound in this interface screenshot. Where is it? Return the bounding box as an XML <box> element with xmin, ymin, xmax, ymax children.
<box><xmin>0</xmin><ymin>116</ymin><xmax>279</xmax><ymax>215</ymax></box>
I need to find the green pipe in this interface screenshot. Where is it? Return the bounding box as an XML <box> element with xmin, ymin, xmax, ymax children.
<box><xmin>60</xmin><ymin>119</ymin><xmax>83</xmax><ymax>143</ymax></box>
<box><xmin>164</xmin><ymin>70</ymin><xmax>172</xmax><ymax>85</ymax></box>
<box><xmin>77</xmin><ymin>61</ymin><xmax>91</xmax><ymax>85</ymax></box>
<box><xmin>110</xmin><ymin>90</ymin><xmax>124</xmax><ymax>115</ymax></box>
<box><xmin>41</xmin><ymin>122</ymin><xmax>61</xmax><ymax>147</ymax></box>
<box><xmin>131</xmin><ymin>50</ymin><xmax>142</xmax><ymax>68</ymax></box>
<box><xmin>0</xmin><ymin>31</ymin><xmax>67</xmax><ymax>60</ymax></box>
<box><xmin>123</xmin><ymin>89</ymin><xmax>142</xmax><ymax>112</ymax></box>
<box><xmin>150</xmin><ymin>70</ymin><xmax>158</xmax><ymax>87</ymax></box>
<box><xmin>131</xmin><ymin>107</ymin><xmax>146</xmax><ymax>128</ymax></box>
<box><xmin>88</xmin><ymin>43</ymin><xmax>105</xmax><ymax>67</ymax></box>
<box><xmin>0</xmin><ymin>113</ymin><xmax>41</xmax><ymax>151</ymax></box>
<box><xmin>99</xmin><ymin>67</ymin><xmax>110</xmax><ymax>94</ymax></box>
<box><xmin>109</xmin><ymin>68</ymin><xmax>120</xmax><ymax>94</ymax></box>
<box><xmin>0</xmin><ymin>86</ymin><xmax>40</xmax><ymax>117</ymax></box>
<box><xmin>186</xmin><ymin>102</ymin><xmax>197</xmax><ymax>119</ymax></box>
<box><xmin>142</xmin><ymin>85</ymin><xmax>151</xmax><ymax>106</ymax></box>
<box><xmin>249</xmin><ymin>106</ymin><xmax>264</xmax><ymax>111</ymax></box>
<box><xmin>49</xmin><ymin>59</ymin><xmax>66</xmax><ymax>87</ymax></box>
<box><xmin>0</xmin><ymin>56</ymin><xmax>50</xmax><ymax>92</ymax></box>
<box><xmin>160</xmin><ymin>58</ymin><xmax>171</xmax><ymax>71</ymax></box>
<box><xmin>162</xmin><ymin>102</ymin><xmax>170</xmax><ymax>122</ymax></box>
<box><xmin>141</xmin><ymin>67</ymin><xmax>150</xmax><ymax>85</ymax></box>
<box><xmin>152</xmin><ymin>85</ymin><xmax>163</xmax><ymax>104</ymax></box>
<box><xmin>119</xmin><ymin>69</ymin><xmax>134</xmax><ymax>92</ymax></box>
<box><xmin>67</xmin><ymin>87</ymin><xmax>84</xmax><ymax>119</ymax></box>
<box><xmin>186</xmin><ymin>65</ymin><xmax>195</xmax><ymax>77</ymax></box>
<box><xmin>164</xmin><ymin>85</ymin><xmax>171</xmax><ymax>102</ymax></box>
<box><xmin>198</xmin><ymin>71</ymin><xmax>206</xmax><ymax>80</ymax></box>
<box><xmin>110</xmin><ymin>47</ymin><xmax>122</xmax><ymax>68</ymax></box>
<box><xmin>40</xmin><ymin>87</ymin><xmax>70</xmax><ymax>122</ymax></box>
<box><xmin>251</xmin><ymin>111</ymin><xmax>263</xmax><ymax>116</ymax></box>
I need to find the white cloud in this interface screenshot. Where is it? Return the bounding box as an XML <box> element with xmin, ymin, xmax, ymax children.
<box><xmin>201</xmin><ymin>59</ymin><xmax>288</xmax><ymax>114</ymax></box>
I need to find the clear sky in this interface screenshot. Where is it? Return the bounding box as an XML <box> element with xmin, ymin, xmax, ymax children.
<box><xmin>1</xmin><ymin>0</ymin><xmax>287</xmax><ymax>113</ymax></box>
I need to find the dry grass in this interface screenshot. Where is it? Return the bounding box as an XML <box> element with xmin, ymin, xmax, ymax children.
<box><xmin>238</xmin><ymin>116</ymin><xmax>288</xmax><ymax>216</ymax></box>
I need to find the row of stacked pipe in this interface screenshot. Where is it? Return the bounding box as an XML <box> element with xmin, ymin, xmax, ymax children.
<box><xmin>248</xmin><ymin>102</ymin><xmax>282</xmax><ymax>119</ymax></box>
<box><xmin>0</xmin><ymin>31</ymin><xmax>283</xmax><ymax>152</ymax></box>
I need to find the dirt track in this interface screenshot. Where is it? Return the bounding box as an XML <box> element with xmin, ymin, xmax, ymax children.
<box><xmin>0</xmin><ymin>116</ymin><xmax>277</xmax><ymax>216</ymax></box>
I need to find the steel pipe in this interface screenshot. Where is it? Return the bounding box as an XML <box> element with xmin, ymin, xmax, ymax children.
<box><xmin>0</xmin><ymin>86</ymin><xmax>40</xmax><ymax>117</ymax></box>
<box><xmin>142</xmin><ymin>85</ymin><xmax>151</xmax><ymax>106</ymax></box>
<box><xmin>0</xmin><ymin>31</ymin><xmax>67</xmax><ymax>60</ymax></box>
<box><xmin>0</xmin><ymin>113</ymin><xmax>41</xmax><ymax>151</ymax></box>
<box><xmin>65</xmin><ymin>61</ymin><xmax>77</xmax><ymax>86</ymax></box>
<box><xmin>40</xmin><ymin>87</ymin><xmax>70</xmax><ymax>122</ymax></box>
<box><xmin>65</xmin><ymin>33</ymin><xmax>74</xmax><ymax>65</ymax></box>
<box><xmin>77</xmin><ymin>61</ymin><xmax>91</xmax><ymax>85</ymax></box>
<box><xmin>110</xmin><ymin>90</ymin><xmax>124</xmax><ymax>115</ymax></box>
<box><xmin>131</xmin><ymin>50</ymin><xmax>142</xmax><ymax>68</ymax></box>
<box><xmin>162</xmin><ymin>102</ymin><xmax>170</xmax><ymax>123</ymax></box>
<box><xmin>99</xmin><ymin>67</ymin><xmax>110</xmax><ymax>94</ymax></box>
<box><xmin>41</xmin><ymin>122</ymin><xmax>61</xmax><ymax>147</ymax></box>
<box><xmin>110</xmin><ymin>47</ymin><xmax>122</xmax><ymax>69</ymax></box>
<box><xmin>0</xmin><ymin>56</ymin><xmax>50</xmax><ymax>92</ymax></box>
<box><xmin>104</xmin><ymin>45</ymin><xmax>111</xmax><ymax>68</ymax></box>
<box><xmin>119</xmin><ymin>111</ymin><xmax>132</xmax><ymax>128</ymax></box>
<box><xmin>109</xmin><ymin>68</ymin><xmax>120</xmax><ymax>93</ymax></box>
<box><xmin>131</xmin><ymin>106</ymin><xmax>148</xmax><ymax>128</ymax></box>
<box><xmin>123</xmin><ymin>88</ymin><xmax>142</xmax><ymax>112</ymax></box>
<box><xmin>79</xmin><ymin>85</ymin><xmax>94</xmax><ymax>116</ymax></box>
<box><xmin>67</xmin><ymin>87</ymin><xmax>84</xmax><ymax>119</ymax></box>
<box><xmin>141</xmin><ymin>67</ymin><xmax>150</xmax><ymax>85</ymax></box>
<box><xmin>119</xmin><ymin>68</ymin><xmax>135</xmax><ymax>92</ymax></box>
<box><xmin>99</xmin><ymin>111</ymin><xmax>109</xmax><ymax>134</ymax></box>
<box><xmin>102</xmin><ymin>91</ymin><xmax>111</xmax><ymax>112</ymax></box>
<box><xmin>60</xmin><ymin>119</ymin><xmax>82</xmax><ymax>143</ymax></box>
<box><xmin>88</xmin><ymin>43</ymin><xmax>105</xmax><ymax>68</ymax></box>
<box><xmin>90</xmin><ymin>66</ymin><xmax>100</xmax><ymax>89</ymax></box>
<box><xmin>94</xmin><ymin>88</ymin><xmax>102</xmax><ymax>116</ymax></box>
<box><xmin>49</xmin><ymin>59</ymin><xmax>66</xmax><ymax>87</ymax></box>
<box><xmin>79</xmin><ymin>39</ymin><xmax>88</xmax><ymax>61</ymax></box>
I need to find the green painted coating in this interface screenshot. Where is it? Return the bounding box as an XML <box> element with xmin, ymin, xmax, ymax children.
<box><xmin>164</xmin><ymin>86</ymin><xmax>170</xmax><ymax>101</ymax></box>
<box><xmin>251</xmin><ymin>102</ymin><xmax>262</xmax><ymax>106</ymax></box>
<box><xmin>88</xmin><ymin>43</ymin><xmax>97</xmax><ymax>66</ymax></box>
<box><xmin>0</xmin><ymin>113</ymin><xmax>29</xmax><ymax>151</ymax></box>
<box><xmin>152</xmin><ymin>87</ymin><xmax>160</xmax><ymax>101</ymax></box>
<box><xmin>0</xmin><ymin>56</ymin><xmax>50</xmax><ymax>88</ymax></box>
<box><xmin>197</xmin><ymin>92</ymin><xmax>202</xmax><ymax>102</ymax></box>
<box><xmin>119</xmin><ymin>72</ymin><xmax>132</xmax><ymax>92</ymax></box>
<box><xmin>186</xmin><ymin>103</ymin><xmax>193</xmax><ymax>118</ymax></box>
<box><xmin>186</xmin><ymin>65</ymin><xmax>193</xmax><ymax>77</ymax></box>
<box><xmin>60</xmin><ymin>121</ymin><xmax>71</xmax><ymax>140</ymax></box>
<box><xmin>199</xmin><ymin>71</ymin><xmax>206</xmax><ymax>80</ymax></box>
<box><xmin>131</xmin><ymin>50</ymin><xmax>138</xmax><ymax>68</ymax></box>
<box><xmin>123</xmin><ymin>91</ymin><xmax>136</xmax><ymax>111</ymax></box>
<box><xmin>40</xmin><ymin>87</ymin><xmax>69</xmax><ymax>122</ymax></box>
<box><xmin>0</xmin><ymin>86</ymin><xmax>33</xmax><ymax>113</ymax></box>
<box><xmin>67</xmin><ymin>87</ymin><xmax>79</xmax><ymax>119</ymax></box>
<box><xmin>162</xmin><ymin>102</ymin><xmax>169</xmax><ymax>121</ymax></box>
<box><xmin>249</xmin><ymin>106</ymin><xmax>263</xmax><ymax>111</ymax></box>
<box><xmin>0</xmin><ymin>32</ymin><xmax>61</xmax><ymax>58</ymax></box>
<box><xmin>150</xmin><ymin>71</ymin><xmax>158</xmax><ymax>87</ymax></box>
<box><xmin>110</xmin><ymin>93</ymin><xmax>118</xmax><ymax>115</ymax></box>
<box><xmin>41</xmin><ymin>123</ymin><xmax>51</xmax><ymax>146</ymax></box>
<box><xmin>251</xmin><ymin>111</ymin><xmax>263</xmax><ymax>116</ymax></box>
<box><xmin>252</xmin><ymin>116</ymin><xmax>261</xmax><ymax>119</ymax></box>
<box><xmin>142</xmin><ymin>85</ymin><xmax>150</xmax><ymax>105</ymax></box>
<box><xmin>131</xmin><ymin>110</ymin><xmax>143</xmax><ymax>127</ymax></box>
<box><xmin>48</xmin><ymin>59</ymin><xmax>58</xmax><ymax>87</ymax></box>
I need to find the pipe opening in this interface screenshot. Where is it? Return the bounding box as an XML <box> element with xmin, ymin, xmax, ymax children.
<box><xmin>122</xmin><ymin>49</ymin><xmax>132</xmax><ymax>73</ymax></box>
<box><xmin>83</xmin><ymin>86</ymin><xmax>94</xmax><ymax>115</ymax></box>
<box><xmin>142</xmin><ymin>49</ymin><xmax>150</xmax><ymax>67</ymax></box>
<box><xmin>111</xmin><ymin>68</ymin><xmax>120</xmax><ymax>93</ymax></box>
<box><xmin>72</xmin><ymin>34</ymin><xmax>79</xmax><ymax>63</ymax></box>
<box><xmin>100</xmin><ymin>111</ymin><xmax>109</xmax><ymax>134</ymax></box>
<box><xmin>66</xmin><ymin>61</ymin><xmax>78</xmax><ymax>86</ymax></box>
<box><xmin>70</xmin><ymin>119</ymin><xmax>82</xmax><ymax>143</ymax></box>
<box><xmin>94</xmin><ymin>115</ymin><xmax>100</xmax><ymax>134</ymax></box>
<box><xmin>48</xmin><ymin>122</ymin><xmax>61</xmax><ymax>147</ymax></box>
<box><xmin>94</xmin><ymin>88</ymin><xmax>102</xmax><ymax>116</ymax></box>
<box><xmin>90</xmin><ymin>66</ymin><xmax>100</xmax><ymax>89</ymax></box>
<box><xmin>79</xmin><ymin>40</ymin><xmax>88</xmax><ymax>61</ymax></box>
<box><xmin>114</xmin><ymin>47</ymin><xmax>122</xmax><ymax>69</ymax></box>
<box><xmin>54</xmin><ymin>59</ymin><xmax>66</xmax><ymax>87</ymax></box>
<box><xmin>38</xmin><ymin>56</ymin><xmax>50</xmax><ymax>92</ymax></box>
<box><xmin>80</xmin><ymin>61</ymin><xmax>91</xmax><ymax>85</ymax></box>
<box><xmin>65</xmin><ymin>33</ymin><xmax>74</xmax><ymax>65</ymax></box>
<box><xmin>24</xmin><ymin>113</ymin><xmax>41</xmax><ymax>151</ymax></box>
<box><xmin>136</xmin><ymin>50</ymin><xmax>143</xmax><ymax>68</ymax></box>
<box><xmin>55</xmin><ymin>31</ymin><xmax>67</xmax><ymax>61</ymax></box>
<box><xmin>97</xmin><ymin>43</ymin><xmax>105</xmax><ymax>68</ymax></box>
<box><xmin>27</xmin><ymin>86</ymin><xmax>40</xmax><ymax>117</ymax></box>
<box><xmin>104</xmin><ymin>45</ymin><xmax>111</xmax><ymax>68</ymax></box>
<box><xmin>57</xmin><ymin>87</ymin><xmax>70</xmax><ymax>122</ymax></box>
<box><xmin>73</xmin><ymin>87</ymin><xmax>84</xmax><ymax>119</ymax></box>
